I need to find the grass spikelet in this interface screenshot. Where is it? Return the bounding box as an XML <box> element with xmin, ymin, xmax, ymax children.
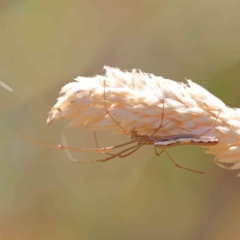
<box><xmin>47</xmin><ymin>66</ymin><xmax>240</xmax><ymax>173</ymax></box>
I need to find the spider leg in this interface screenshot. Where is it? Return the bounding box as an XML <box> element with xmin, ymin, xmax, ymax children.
<box><xmin>15</xmin><ymin>130</ymin><xmax>137</xmax><ymax>153</ymax></box>
<box><xmin>154</xmin><ymin>147</ymin><xmax>164</xmax><ymax>157</ymax></box>
<box><xmin>68</xmin><ymin>145</ymin><xmax>140</xmax><ymax>163</ymax></box>
<box><xmin>93</xmin><ymin>131</ymin><xmax>141</xmax><ymax>158</ymax></box>
<box><xmin>186</xmin><ymin>110</ymin><xmax>221</xmax><ymax>144</ymax></box>
<box><xmin>162</xmin><ymin>148</ymin><xmax>222</xmax><ymax>174</ymax></box>
<box><xmin>103</xmin><ymin>80</ymin><xmax>129</xmax><ymax>136</ymax></box>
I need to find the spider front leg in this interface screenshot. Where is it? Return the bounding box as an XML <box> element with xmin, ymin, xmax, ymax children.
<box><xmin>15</xmin><ymin>130</ymin><xmax>137</xmax><ymax>153</ymax></box>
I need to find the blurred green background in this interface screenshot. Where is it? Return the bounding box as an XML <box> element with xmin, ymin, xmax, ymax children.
<box><xmin>1</xmin><ymin>0</ymin><xmax>240</xmax><ymax>239</ymax></box>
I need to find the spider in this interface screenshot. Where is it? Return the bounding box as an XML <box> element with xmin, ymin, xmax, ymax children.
<box><xmin>15</xmin><ymin>80</ymin><xmax>221</xmax><ymax>174</ymax></box>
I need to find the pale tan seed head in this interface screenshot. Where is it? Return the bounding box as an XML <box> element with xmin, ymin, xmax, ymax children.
<box><xmin>47</xmin><ymin>66</ymin><xmax>240</xmax><ymax>173</ymax></box>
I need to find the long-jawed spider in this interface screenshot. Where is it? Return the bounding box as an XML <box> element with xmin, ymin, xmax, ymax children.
<box><xmin>15</xmin><ymin>80</ymin><xmax>221</xmax><ymax>174</ymax></box>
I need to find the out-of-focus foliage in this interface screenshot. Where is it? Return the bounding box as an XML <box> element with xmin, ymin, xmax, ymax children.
<box><xmin>1</xmin><ymin>0</ymin><xmax>240</xmax><ymax>239</ymax></box>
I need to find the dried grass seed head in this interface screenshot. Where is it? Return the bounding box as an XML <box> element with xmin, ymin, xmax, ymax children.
<box><xmin>47</xmin><ymin>66</ymin><xmax>240</xmax><ymax>172</ymax></box>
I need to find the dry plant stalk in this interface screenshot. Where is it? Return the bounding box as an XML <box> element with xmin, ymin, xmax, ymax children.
<box><xmin>47</xmin><ymin>66</ymin><xmax>240</xmax><ymax>175</ymax></box>
<box><xmin>0</xmin><ymin>81</ymin><xmax>13</xmax><ymax>92</ymax></box>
